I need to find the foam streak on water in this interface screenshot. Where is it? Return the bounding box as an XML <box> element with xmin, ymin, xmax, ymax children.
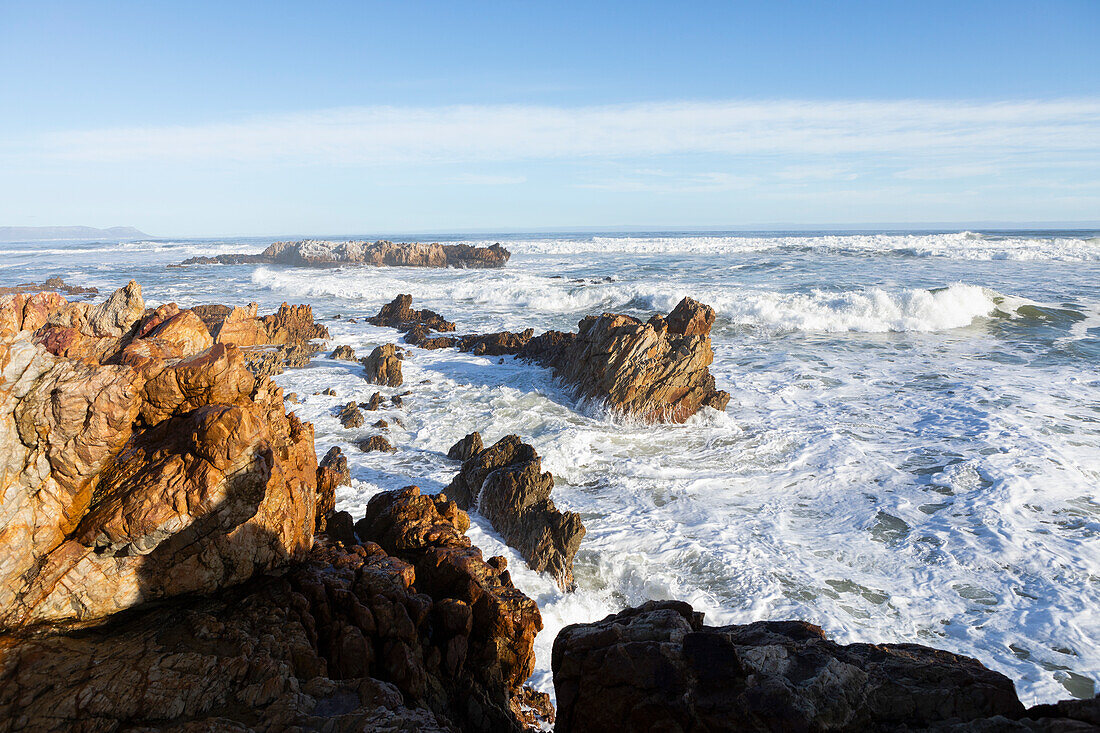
<box><xmin>2</xmin><ymin>229</ymin><xmax>1098</xmax><ymax>705</ymax></box>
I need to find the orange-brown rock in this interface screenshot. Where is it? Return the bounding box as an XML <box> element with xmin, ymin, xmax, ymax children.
<box><xmin>458</xmin><ymin>328</ymin><xmax>534</xmax><ymax>356</ymax></box>
<box><xmin>316</xmin><ymin>445</ymin><xmax>350</xmax><ymax>530</ymax></box>
<box><xmin>363</xmin><ymin>343</ymin><xmax>404</xmax><ymax>387</ymax></box>
<box><xmin>524</xmin><ymin>297</ymin><xmax>729</xmax><ymax>423</ymax></box>
<box><xmin>0</xmin><ymin>276</ymin><xmax>98</xmax><ymax>297</ymax></box>
<box><xmin>0</xmin><ymin>287</ymin><xmax>318</xmax><ymax>631</ymax></box>
<box><xmin>359</xmin><ymin>434</ymin><xmax>395</xmax><ymax>453</ymax></box>
<box><xmin>446</xmin><ymin>435</ymin><xmax>585</xmax><ymax>592</ymax></box>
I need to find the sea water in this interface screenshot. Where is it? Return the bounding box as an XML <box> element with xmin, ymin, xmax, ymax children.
<box><xmin>3</xmin><ymin>229</ymin><xmax>1098</xmax><ymax>705</ymax></box>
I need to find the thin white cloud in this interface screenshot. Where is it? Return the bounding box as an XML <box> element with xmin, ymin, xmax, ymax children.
<box><xmin>442</xmin><ymin>173</ymin><xmax>527</xmax><ymax>185</ymax></box>
<box><xmin>11</xmin><ymin>99</ymin><xmax>1100</xmax><ymax>167</ymax></box>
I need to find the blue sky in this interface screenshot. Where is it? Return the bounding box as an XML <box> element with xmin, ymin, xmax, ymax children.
<box><xmin>1</xmin><ymin>1</ymin><xmax>1098</xmax><ymax>235</ymax></box>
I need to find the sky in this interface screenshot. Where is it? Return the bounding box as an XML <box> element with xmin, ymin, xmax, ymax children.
<box><xmin>1</xmin><ymin>0</ymin><xmax>1098</xmax><ymax>236</ymax></box>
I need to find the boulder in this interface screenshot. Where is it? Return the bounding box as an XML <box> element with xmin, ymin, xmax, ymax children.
<box><xmin>369</xmin><ymin>294</ymin><xmax>456</xmax><ymax>332</ymax></box>
<box><xmin>552</xmin><ymin>600</ymin><xmax>1046</xmax><ymax>733</ymax></box>
<box><xmin>337</xmin><ymin>400</ymin><xmax>365</xmax><ymax>428</ymax></box>
<box><xmin>447</xmin><ymin>432</ymin><xmax>484</xmax><ymax>462</ymax></box>
<box><xmin>523</xmin><ymin>297</ymin><xmax>729</xmax><ymax>423</ymax></box>
<box><xmin>358</xmin><ymin>435</ymin><xmax>395</xmax><ymax>453</ymax></box>
<box><xmin>363</xmin><ymin>391</ymin><xmax>385</xmax><ymax>411</ymax></box>
<box><xmin>180</xmin><ymin>240</ymin><xmax>511</xmax><ymax>269</ymax></box>
<box><xmin>446</xmin><ymin>435</ymin><xmax>585</xmax><ymax>592</ymax></box>
<box><xmin>363</xmin><ymin>343</ymin><xmax>403</xmax><ymax>387</ymax></box>
<box><xmin>330</xmin><ymin>344</ymin><xmax>357</xmax><ymax>360</ymax></box>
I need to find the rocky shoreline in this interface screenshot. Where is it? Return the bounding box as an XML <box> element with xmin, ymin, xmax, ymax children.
<box><xmin>178</xmin><ymin>240</ymin><xmax>512</xmax><ymax>269</ymax></box>
<box><xmin>1</xmin><ymin>282</ymin><xmax>1096</xmax><ymax>731</ymax></box>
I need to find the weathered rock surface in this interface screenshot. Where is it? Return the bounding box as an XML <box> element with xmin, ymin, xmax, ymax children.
<box><xmin>0</xmin><ymin>286</ymin><xmax>318</xmax><ymax>631</ymax></box>
<box><xmin>316</xmin><ymin>446</ymin><xmax>350</xmax><ymax>529</ymax></box>
<box><xmin>364</xmin><ymin>343</ymin><xmax>404</xmax><ymax>387</ymax></box>
<box><xmin>364</xmin><ymin>391</ymin><xmax>385</xmax><ymax>411</ymax></box>
<box><xmin>458</xmin><ymin>328</ymin><xmax>534</xmax><ymax>356</ymax></box>
<box><xmin>370</xmin><ymin>294</ymin><xmax>456</xmax><ymax>332</ymax></box>
<box><xmin>180</xmin><ymin>240</ymin><xmax>511</xmax><ymax>269</ymax></box>
<box><xmin>190</xmin><ymin>301</ymin><xmax>328</xmax><ymax>377</ymax></box>
<box><xmin>359</xmin><ymin>435</ymin><xmax>396</xmax><ymax>453</ymax></box>
<box><xmin>446</xmin><ymin>435</ymin><xmax>584</xmax><ymax>592</ymax></box>
<box><xmin>448</xmin><ymin>432</ymin><xmax>484</xmax><ymax>462</ymax></box>
<box><xmin>0</xmin><ymin>488</ymin><xmax>549</xmax><ymax>732</ymax></box>
<box><xmin>330</xmin><ymin>343</ymin><xmax>357</xmax><ymax>360</ymax></box>
<box><xmin>524</xmin><ymin>297</ymin><xmax>730</xmax><ymax>423</ymax></box>
<box><xmin>406</xmin><ymin>323</ymin><xmax>459</xmax><ymax>349</ymax></box>
<box><xmin>337</xmin><ymin>400</ymin><xmax>365</xmax><ymax>428</ymax></box>
<box><xmin>553</xmin><ymin>601</ymin><xmax>1100</xmax><ymax>733</ymax></box>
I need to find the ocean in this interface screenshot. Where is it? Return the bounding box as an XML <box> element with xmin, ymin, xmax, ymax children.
<box><xmin>4</xmin><ymin>229</ymin><xmax>1098</xmax><ymax>705</ymax></box>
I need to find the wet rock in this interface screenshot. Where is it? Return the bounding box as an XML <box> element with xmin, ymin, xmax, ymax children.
<box><xmin>373</xmin><ymin>419</ymin><xmax>389</xmax><ymax>429</ymax></box>
<box><xmin>447</xmin><ymin>432</ymin><xmax>484</xmax><ymax>461</ymax></box>
<box><xmin>358</xmin><ymin>435</ymin><xmax>395</xmax><ymax>453</ymax></box>
<box><xmin>552</xmin><ymin>600</ymin><xmax>1036</xmax><ymax>733</ymax></box>
<box><xmin>363</xmin><ymin>392</ymin><xmax>384</xmax><ymax>411</ymax></box>
<box><xmin>0</xmin><ymin>277</ymin><xmax>98</xmax><ymax>297</ymax></box>
<box><xmin>523</xmin><ymin>297</ymin><xmax>729</xmax><ymax>423</ymax></box>
<box><xmin>285</xmin><ymin>391</ymin><xmax>298</xmax><ymax>403</ymax></box>
<box><xmin>322</xmin><ymin>387</ymin><xmax>337</xmax><ymax>396</ymax></box>
<box><xmin>316</xmin><ymin>446</ymin><xmax>351</xmax><ymax>529</ymax></box>
<box><xmin>391</xmin><ymin>394</ymin><xmax>404</xmax><ymax>408</ymax></box>
<box><xmin>369</xmin><ymin>294</ymin><xmax>456</xmax><ymax>332</ymax></box>
<box><xmin>180</xmin><ymin>240</ymin><xmax>511</xmax><ymax>269</ymax></box>
<box><xmin>363</xmin><ymin>343</ymin><xmax>403</xmax><ymax>387</ymax></box>
<box><xmin>405</xmin><ymin>323</ymin><xmax>459</xmax><ymax>349</ymax></box>
<box><xmin>337</xmin><ymin>401</ymin><xmax>365</xmax><ymax>428</ymax></box>
<box><xmin>446</xmin><ymin>435</ymin><xmax>585</xmax><ymax>592</ymax></box>
<box><xmin>330</xmin><ymin>344</ymin><xmax>357</xmax><ymax>360</ymax></box>
<box><xmin>516</xmin><ymin>329</ymin><xmax>575</xmax><ymax>363</ymax></box>
<box><xmin>458</xmin><ymin>328</ymin><xmax>534</xmax><ymax>356</ymax></box>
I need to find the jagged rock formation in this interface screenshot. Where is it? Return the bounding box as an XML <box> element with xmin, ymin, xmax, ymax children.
<box><xmin>406</xmin><ymin>323</ymin><xmax>459</xmax><ymax>349</ymax></box>
<box><xmin>446</xmin><ymin>435</ymin><xmax>585</xmax><ymax>592</ymax></box>
<box><xmin>337</xmin><ymin>400</ymin><xmax>365</xmax><ymax>428</ymax></box>
<box><xmin>552</xmin><ymin>601</ymin><xmax>1100</xmax><ymax>733</ymax></box>
<box><xmin>369</xmin><ymin>294</ymin><xmax>456</xmax><ymax>332</ymax></box>
<box><xmin>448</xmin><ymin>432</ymin><xmax>485</xmax><ymax>461</ymax></box>
<box><xmin>0</xmin><ymin>489</ymin><xmax>550</xmax><ymax>732</ymax></box>
<box><xmin>363</xmin><ymin>391</ymin><xmax>385</xmax><ymax>411</ymax></box>
<box><xmin>179</xmin><ymin>240</ymin><xmax>511</xmax><ymax>269</ymax></box>
<box><xmin>316</xmin><ymin>446</ymin><xmax>350</xmax><ymax>530</ymax></box>
<box><xmin>458</xmin><ymin>329</ymin><xmax>534</xmax><ymax>356</ymax></box>
<box><xmin>363</xmin><ymin>343</ymin><xmax>404</xmax><ymax>387</ymax></box>
<box><xmin>524</xmin><ymin>297</ymin><xmax>729</xmax><ymax>423</ymax></box>
<box><xmin>190</xmin><ymin>301</ymin><xmax>329</xmax><ymax>377</ymax></box>
<box><xmin>0</xmin><ymin>284</ymin><xmax>318</xmax><ymax>631</ymax></box>
<box><xmin>330</xmin><ymin>343</ymin><xmax>357</xmax><ymax>360</ymax></box>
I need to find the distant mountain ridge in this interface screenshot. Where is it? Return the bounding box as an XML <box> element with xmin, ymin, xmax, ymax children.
<box><xmin>0</xmin><ymin>225</ymin><xmax>149</xmax><ymax>242</ymax></box>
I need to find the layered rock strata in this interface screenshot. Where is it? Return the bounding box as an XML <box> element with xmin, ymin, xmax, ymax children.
<box><xmin>552</xmin><ymin>601</ymin><xmax>1099</xmax><ymax>733</ymax></box>
<box><xmin>446</xmin><ymin>435</ymin><xmax>585</xmax><ymax>592</ymax></box>
<box><xmin>180</xmin><ymin>240</ymin><xmax>511</xmax><ymax>269</ymax></box>
<box><xmin>0</xmin><ymin>283</ymin><xmax>318</xmax><ymax>631</ymax></box>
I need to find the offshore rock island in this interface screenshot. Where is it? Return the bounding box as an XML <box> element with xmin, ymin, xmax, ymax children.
<box><xmin>0</xmin><ymin>281</ymin><xmax>1097</xmax><ymax>731</ymax></box>
<box><xmin>179</xmin><ymin>239</ymin><xmax>512</xmax><ymax>268</ymax></box>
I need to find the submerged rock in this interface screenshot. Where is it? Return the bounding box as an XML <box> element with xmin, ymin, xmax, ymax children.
<box><xmin>524</xmin><ymin>297</ymin><xmax>729</xmax><ymax>423</ymax></box>
<box><xmin>180</xmin><ymin>240</ymin><xmax>511</xmax><ymax>269</ymax></box>
<box><xmin>363</xmin><ymin>343</ymin><xmax>403</xmax><ymax>386</ymax></box>
<box><xmin>446</xmin><ymin>435</ymin><xmax>585</xmax><ymax>592</ymax></box>
<box><xmin>369</xmin><ymin>294</ymin><xmax>456</xmax><ymax>332</ymax></box>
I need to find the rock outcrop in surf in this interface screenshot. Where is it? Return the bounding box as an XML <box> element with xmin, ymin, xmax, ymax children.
<box><xmin>179</xmin><ymin>240</ymin><xmax>512</xmax><ymax>269</ymax></box>
<box><xmin>362</xmin><ymin>343</ymin><xmax>404</xmax><ymax>387</ymax></box>
<box><xmin>552</xmin><ymin>600</ymin><xmax>1099</xmax><ymax>733</ymax></box>
<box><xmin>446</xmin><ymin>434</ymin><xmax>585</xmax><ymax>592</ymax></box>
<box><xmin>524</xmin><ymin>297</ymin><xmax>730</xmax><ymax>423</ymax></box>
